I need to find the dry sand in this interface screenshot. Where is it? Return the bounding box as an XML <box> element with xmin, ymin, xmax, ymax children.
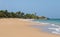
<box><xmin>0</xmin><ymin>18</ymin><xmax>60</xmax><ymax>37</ymax></box>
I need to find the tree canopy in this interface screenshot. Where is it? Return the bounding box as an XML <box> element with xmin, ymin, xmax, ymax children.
<box><xmin>0</xmin><ymin>10</ymin><xmax>48</xmax><ymax>19</ymax></box>
<box><xmin>0</xmin><ymin>10</ymin><xmax>38</xmax><ymax>19</ymax></box>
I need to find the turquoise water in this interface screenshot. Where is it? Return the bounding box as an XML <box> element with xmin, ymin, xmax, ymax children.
<box><xmin>33</xmin><ymin>19</ymin><xmax>60</xmax><ymax>34</ymax></box>
<box><xmin>34</xmin><ymin>19</ymin><xmax>60</xmax><ymax>25</ymax></box>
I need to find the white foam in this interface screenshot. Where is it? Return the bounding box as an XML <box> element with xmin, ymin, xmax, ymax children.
<box><xmin>41</xmin><ymin>22</ymin><xmax>50</xmax><ymax>24</ymax></box>
<box><xmin>51</xmin><ymin>24</ymin><xmax>55</xmax><ymax>26</ymax></box>
<box><xmin>51</xmin><ymin>24</ymin><xmax>60</xmax><ymax>27</ymax></box>
<box><xmin>48</xmin><ymin>27</ymin><xmax>60</xmax><ymax>32</ymax></box>
<box><xmin>52</xmin><ymin>31</ymin><xmax>60</xmax><ymax>34</ymax></box>
<box><xmin>48</xmin><ymin>27</ymin><xmax>60</xmax><ymax>34</ymax></box>
<box><xmin>48</xmin><ymin>28</ymin><xmax>58</xmax><ymax>30</ymax></box>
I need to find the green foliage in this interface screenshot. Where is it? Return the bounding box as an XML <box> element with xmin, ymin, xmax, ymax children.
<box><xmin>0</xmin><ymin>10</ymin><xmax>38</xmax><ymax>19</ymax></box>
<box><xmin>0</xmin><ymin>10</ymin><xmax>48</xmax><ymax>19</ymax></box>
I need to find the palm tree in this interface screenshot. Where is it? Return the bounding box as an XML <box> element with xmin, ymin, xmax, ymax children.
<box><xmin>16</xmin><ymin>11</ymin><xmax>21</xmax><ymax>18</ymax></box>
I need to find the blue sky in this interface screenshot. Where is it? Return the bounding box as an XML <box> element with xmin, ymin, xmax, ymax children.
<box><xmin>0</xmin><ymin>0</ymin><xmax>60</xmax><ymax>18</ymax></box>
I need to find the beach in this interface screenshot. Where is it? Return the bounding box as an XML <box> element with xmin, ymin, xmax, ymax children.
<box><xmin>0</xmin><ymin>18</ymin><xmax>60</xmax><ymax>37</ymax></box>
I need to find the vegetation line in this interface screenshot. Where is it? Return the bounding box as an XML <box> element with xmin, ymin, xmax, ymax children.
<box><xmin>0</xmin><ymin>10</ymin><xmax>48</xmax><ymax>19</ymax></box>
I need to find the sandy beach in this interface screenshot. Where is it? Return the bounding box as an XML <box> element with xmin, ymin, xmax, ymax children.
<box><xmin>0</xmin><ymin>18</ymin><xmax>60</xmax><ymax>37</ymax></box>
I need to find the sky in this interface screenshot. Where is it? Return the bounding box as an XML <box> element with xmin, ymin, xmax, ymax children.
<box><xmin>0</xmin><ymin>0</ymin><xmax>60</xmax><ymax>18</ymax></box>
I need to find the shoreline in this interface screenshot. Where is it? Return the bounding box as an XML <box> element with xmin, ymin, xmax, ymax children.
<box><xmin>15</xmin><ymin>18</ymin><xmax>60</xmax><ymax>36</ymax></box>
<box><xmin>0</xmin><ymin>18</ymin><xmax>60</xmax><ymax>37</ymax></box>
<box><xmin>18</xmin><ymin>19</ymin><xmax>60</xmax><ymax>35</ymax></box>
<box><xmin>29</xmin><ymin>19</ymin><xmax>60</xmax><ymax>35</ymax></box>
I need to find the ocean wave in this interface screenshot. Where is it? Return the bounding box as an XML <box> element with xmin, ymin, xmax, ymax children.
<box><xmin>52</xmin><ymin>31</ymin><xmax>60</xmax><ymax>34</ymax></box>
<box><xmin>51</xmin><ymin>24</ymin><xmax>60</xmax><ymax>27</ymax></box>
<box><xmin>48</xmin><ymin>28</ymin><xmax>60</xmax><ymax>31</ymax></box>
<box><xmin>41</xmin><ymin>22</ymin><xmax>50</xmax><ymax>24</ymax></box>
<box><xmin>48</xmin><ymin>24</ymin><xmax>60</xmax><ymax>34</ymax></box>
<box><xmin>32</xmin><ymin>19</ymin><xmax>60</xmax><ymax>34</ymax></box>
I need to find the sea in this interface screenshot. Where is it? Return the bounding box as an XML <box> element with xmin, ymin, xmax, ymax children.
<box><xmin>32</xmin><ymin>19</ymin><xmax>60</xmax><ymax>35</ymax></box>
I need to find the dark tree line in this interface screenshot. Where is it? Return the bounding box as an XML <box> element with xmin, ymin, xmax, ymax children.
<box><xmin>0</xmin><ymin>10</ymin><xmax>39</xmax><ymax>19</ymax></box>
